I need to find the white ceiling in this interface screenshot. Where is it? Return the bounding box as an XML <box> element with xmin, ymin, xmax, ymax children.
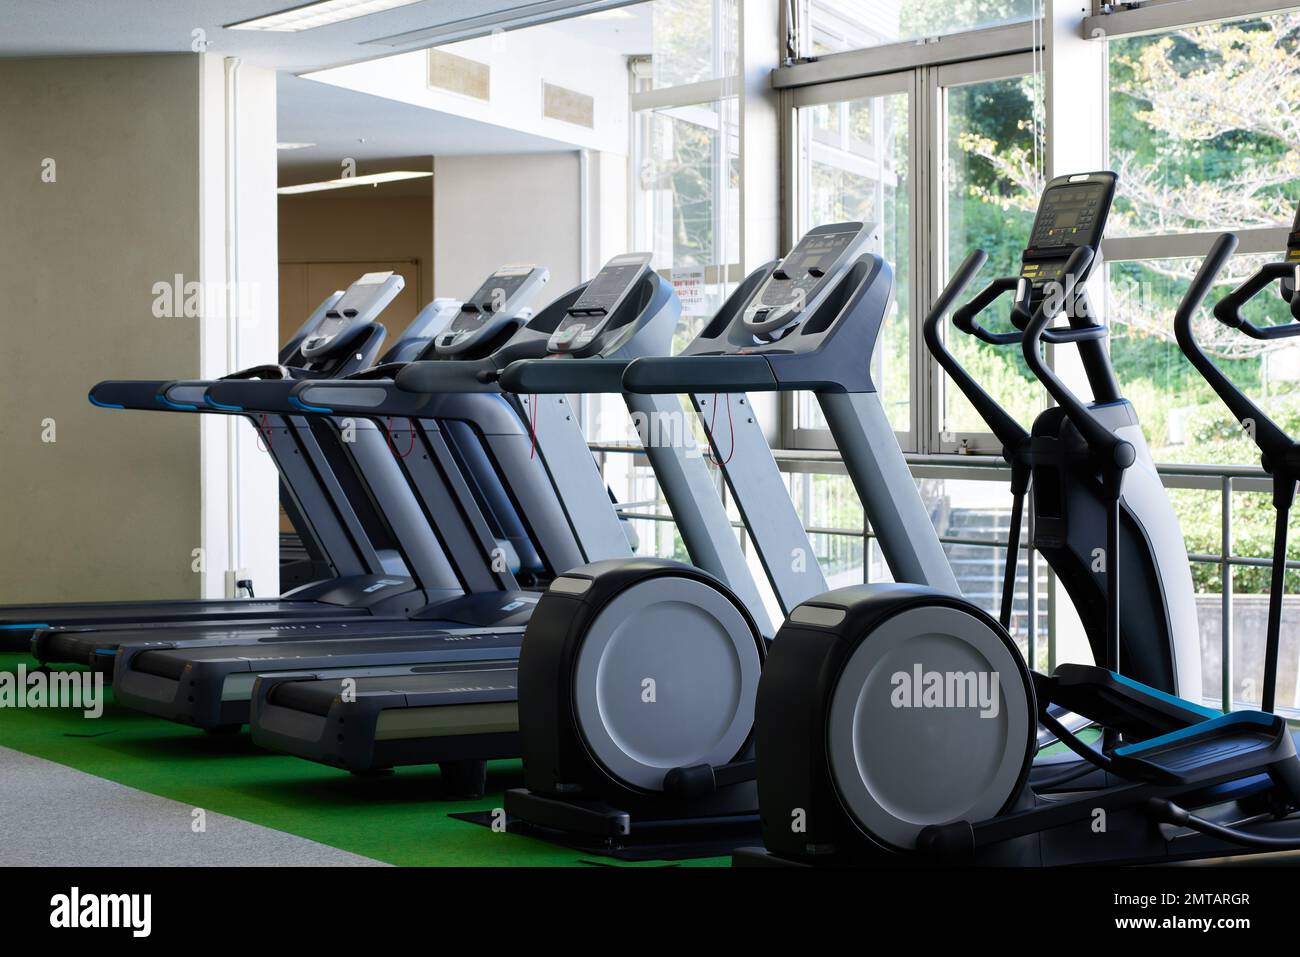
<box><xmin>0</xmin><ymin>1</ymin><xmax>629</xmax><ymax>71</ymax></box>
<box><xmin>0</xmin><ymin>0</ymin><xmax>649</xmax><ymax>183</ymax></box>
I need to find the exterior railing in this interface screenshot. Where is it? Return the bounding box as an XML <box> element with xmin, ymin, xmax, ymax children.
<box><xmin>589</xmin><ymin>443</ymin><xmax>1300</xmax><ymax>717</ymax></box>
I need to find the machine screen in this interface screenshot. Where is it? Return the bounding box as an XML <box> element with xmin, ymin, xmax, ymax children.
<box><xmin>1288</xmin><ymin>206</ymin><xmax>1300</xmax><ymax>262</ymax></box>
<box><xmin>316</xmin><ymin>273</ymin><xmax>393</xmax><ymax>338</ymax></box>
<box><xmin>572</xmin><ymin>262</ymin><xmax>645</xmax><ymax>313</ymax></box>
<box><xmin>758</xmin><ymin>228</ymin><xmax>859</xmax><ymax>309</ymax></box>
<box><xmin>451</xmin><ymin>269</ymin><xmax>534</xmax><ymax>331</ymax></box>
<box><xmin>550</xmin><ymin>254</ymin><xmax>650</xmax><ymax>352</ymax></box>
<box><xmin>1029</xmin><ymin>183</ymin><xmax>1108</xmax><ymax>249</ymax></box>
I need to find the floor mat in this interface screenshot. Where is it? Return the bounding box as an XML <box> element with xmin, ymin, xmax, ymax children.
<box><xmin>0</xmin><ymin>653</ymin><xmax>727</xmax><ymax>867</ymax></box>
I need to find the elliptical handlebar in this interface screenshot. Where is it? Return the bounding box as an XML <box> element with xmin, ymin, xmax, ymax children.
<box><xmin>952</xmin><ymin>274</ymin><xmax>1024</xmax><ymax>345</ymax></box>
<box><xmin>1177</xmin><ymin>232</ymin><xmax>1298</xmax><ymax>473</ymax></box>
<box><xmin>1212</xmin><ymin>260</ymin><xmax>1300</xmax><ymax>337</ymax></box>
<box><xmin>922</xmin><ymin>250</ymin><xmax>1030</xmax><ymax>451</ymax></box>
<box><xmin>1021</xmin><ymin>245</ymin><xmax>1136</xmax><ymax>474</ymax></box>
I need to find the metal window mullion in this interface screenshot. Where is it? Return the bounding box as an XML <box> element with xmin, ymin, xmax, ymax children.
<box><xmin>1082</xmin><ymin>0</ymin><xmax>1299</xmax><ymax>41</ymax></box>
<box><xmin>1102</xmin><ymin>227</ymin><xmax>1291</xmax><ymax>263</ymax></box>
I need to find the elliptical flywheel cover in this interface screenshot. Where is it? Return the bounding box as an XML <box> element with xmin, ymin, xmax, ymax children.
<box><xmin>826</xmin><ymin>604</ymin><xmax>1033</xmax><ymax>850</ymax></box>
<box><xmin>572</xmin><ymin>576</ymin><xmax>762</xmax><ymax>791</ymax></box>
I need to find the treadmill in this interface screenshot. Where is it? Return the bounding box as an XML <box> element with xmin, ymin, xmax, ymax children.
<box><xmin>106</xmin><ymin>258</ymin><xmax>665</xmax><ymax>740</ymax></box>
<box><xmin>31</xmin><ymin>267</ymin><xmax>555</xmax><ymax>670</ymax></box>
<box><xmin>0</xmin><ymin>273</ymin><xmax>431</xmax><ymax>654</ymax></box>
<box><xmin>245</xmin><ymin>254</ymin><xmax>810</xmax><ymax>780</ymax></box>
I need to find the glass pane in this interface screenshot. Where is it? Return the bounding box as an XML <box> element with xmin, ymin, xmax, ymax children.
<box><xmin>805</xmin><ymin>0</ymin><xmax>1036</xmax><ymax>57</ymax></box>
<box><xmin>796</xmin><ymin>89</ymin><xmax>910</xmax><ymax>433</ymax></box>
<box><xmin>940</xmin><ymin>72</ymin><xmax>1044</xmax><ymax>437</ymax></box>
<box><xmin>787</xmin><ymin>471</ymin><xmax>865</xmax><ymax>588</ymax></box>
<box><xmin>1105</xmin><ymin>253</ymin><xmax>1298</xmax><ymax>463</ymax></box>
<box><xmin>647</xmin><ymin>0</ymin><xmax>738</xmax><ymax>89</ymax></box>
<box><xmin>1108</xmin><ymin>13</ymin><xmax>1300</xmax><ymax>237</ymax></box>
<box><xmin>633</xmin><ymin>98</ymin><xmax>740</xmax><ymax>350</ymax></box>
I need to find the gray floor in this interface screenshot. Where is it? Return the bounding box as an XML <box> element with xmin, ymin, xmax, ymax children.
<box><xmin>0</xmin><ymin>745</ymin><xmax>385</xmax><ymax>866</ymax></box>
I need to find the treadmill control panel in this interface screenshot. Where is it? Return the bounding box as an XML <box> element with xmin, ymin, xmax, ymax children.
<box><xmin>436</xmin><ymin>265</ymin><xmax>549</xmax><ymax>356</ymax></box>
<box><xmin>547</xmin><ymin>252</ymin><xmax>653</xmax><ymax>353</ymax></box>
<box><xmin>300</xmin><ymin>272</ymin><xmax>400</xmax><ymax>357</ymax></box>
<box><xmin>1020</xmin><ymin>173</ymin><xmax>1116</xmax><ymax>296</ymax></box>
<box><xmin>743</xmin><ymin>223</ymin><xmax>873</xmax><ymax>340</ymax></box>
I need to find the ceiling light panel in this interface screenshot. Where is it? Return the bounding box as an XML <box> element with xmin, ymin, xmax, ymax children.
<box><xmin>277</xmin><ymin>171</ymin><xmax>433</xmax><ymax>194</ymax></box>
<box><xmin>229</xmin><ymin>0</ymin><xmax>428</xmax><ymax>33</ymax></box>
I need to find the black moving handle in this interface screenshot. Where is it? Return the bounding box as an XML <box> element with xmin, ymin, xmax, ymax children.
<box><xmin>1022</xmin><ymin>245</ymin><xmax>1132</xmax><ymax>682</ymax></box>
<box><xmin>1180</xmin><ymin>232</ymin><xmax>1300</xmax><ymax>714</ymax></box>
<box><xmin>1021</xmin><ymin>246</ymin><xmax>1135</xmax><ymax>475</ymax></box>
<box><xmin>1175</xmin><ymin>234</ymin><xmax>1297</xmax><ymax>472</ymax></box>
<box><xmin>923</xmin><ymin>252</ymin><xmax>1030</xmax><ymax>453</ymax></box>
<box><xmin>1214</xmin><ymin>260</ymin><xmax>1300</xmax><ymax>335</ymax></box>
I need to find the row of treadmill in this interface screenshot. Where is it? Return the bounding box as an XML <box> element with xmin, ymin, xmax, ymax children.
<box><xmin>8</xmin><ymin>170</ymin><xmax>1300</xmax><ymax>866</ymax></box>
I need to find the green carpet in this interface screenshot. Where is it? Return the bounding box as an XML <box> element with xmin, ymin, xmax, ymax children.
<box><xmin>0</xmin><ymin>653</ymin><xmax>726</xmax><ymax>867</ymax></box>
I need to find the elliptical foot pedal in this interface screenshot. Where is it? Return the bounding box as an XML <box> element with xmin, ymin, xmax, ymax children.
<box><xmin>731</xmin><ymin>847</ymin><xmax>811</xmax><ymax>867</ymax></box>
<box><xmin>439</xmin><ymin>759</ymin><xmax>489</xmax><ymax>799</ymax></box>
<box><xmin>504</xmin><ymin>788</ymin><xmax>631</xmax><ymax>839</ymax></box>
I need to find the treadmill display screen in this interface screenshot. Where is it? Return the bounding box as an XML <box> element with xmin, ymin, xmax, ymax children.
<box><xmin>571</xmin><ymin>262</ymin><xmax>644</xmax><ymax>313</ymax></box>
<box><xmin>318</xmin><ymin>272</ymin><xmax>395</xmax><ymax>338</ymax></box>
<box><xmin>452</xmin><ymin>269</ymin><xmax>535</xmax><ymax>331</ymax></box>
<box><xmin>1288</xmin><ymin>205</ymin><xmax>1300</xmax><ymax>262</ymax></box>
<box><xmin>759</xmin><ymin>228</ymin><xmax>859</xmax><ymax>309</ymax></box>
<box><xmin>550</xmin><ymin>254</ymin><xmax>650</xmax><ymax>352</ymax></box>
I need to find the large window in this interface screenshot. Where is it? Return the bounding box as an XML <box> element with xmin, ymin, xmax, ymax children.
<box><xmin>937</xmin><ymin>57</ymin><xmax>1043</xmax><ymax>447</ymax></box>
<box><xmin>1100</xmin><ymin>11</ymin><xmax>1300</xmax><ymax>707</ymax></box>
<box><xmin>792</xmin><ymin>77</ymin><xmax>911</xmax><ymax>442</ymax></box>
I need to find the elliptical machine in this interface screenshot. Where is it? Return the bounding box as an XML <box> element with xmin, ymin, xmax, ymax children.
<box><xmin>499</xmin><ymin>223</ymin><xmax>958</xmax><ymax>846</ymax></box>
<box><xmin>736</xmin><ymin>187</ymin><xmax>1300</xmax><ymax>867</ymax></box>
<box><xmin>925</xmin><ymin>171</ymin><xmax>1201</xmax><ymax>700</ymax></box>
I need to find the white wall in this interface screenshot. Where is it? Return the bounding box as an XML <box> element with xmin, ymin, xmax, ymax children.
<box><xmin>0</xmin><ymin>53</ymin><xmax>278</xmax><ymax>603</ymax></box>
<box><xmin>433</xmin><ymin>152</ymin><xmax>582</xmax><ymax>303</ymax></box>
<box><xmin>304</xmin><ymin>23</ymin><xmax>630</xmax><ymax>156</ymax></box>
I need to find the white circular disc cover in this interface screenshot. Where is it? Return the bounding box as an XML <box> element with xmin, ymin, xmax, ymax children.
<box><xmin>827</xmin><ymin>604</ymin><xmax>1032</xmax><ymax>850</ymax></box>
<box><xmin>572</xmin><ymin>576</ymin><xmax>762</xmax><ymax>791</ymax></box>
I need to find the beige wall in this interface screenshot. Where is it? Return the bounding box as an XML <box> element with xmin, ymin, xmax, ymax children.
<box><xmin>278</xmin><ymin>192</ymin><xmax>433</xmax><ymax>342</ymax></box>
<box><xmin>0</xmin><ymin>56</ymin><xmax>205</xmax><ymax>602</ymax></box>
<box><xmin>433</xmin><ymin>152</ymin><xmax>581</xmax><ymax>305</ymax></box>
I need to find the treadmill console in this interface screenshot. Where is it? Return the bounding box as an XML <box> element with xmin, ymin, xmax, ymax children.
<box><xmin>436</xmin><ymin>265</ymin><xmax>550</xmax><ymax>357</ymax></box>
<box><xmin>743</xmin><ymin>222</ymin><xmax>875</xmax><ymax>341</ymax></box>
<box><xmin>300</xmin><ymin>272</ymin><xmax>403</xmax><ymax>358</ymax></box>
<box><xmin>547</xmin><ymin>252</ymin><xmax>654</xmax><ymax>353</ymax></box>
<box><xmin>1020</xmin><ymin>172</ymin><xmax>1116</xmax><ymax>306</ymax></box>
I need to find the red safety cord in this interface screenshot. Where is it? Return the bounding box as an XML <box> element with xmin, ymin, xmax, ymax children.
<box><xmin>704</xmin><ymin>393</ymin><xmax>736</xmax><ymax>467</ymax></box>
<box><xmin>256</xmin><ymin>414</ymin><xmax>273</xmax><ymax>452</ymax></box>
<box><xmin>386</xmin><ymin>417</ymin><xmax>416</xmax><ymax>459</ymax></box>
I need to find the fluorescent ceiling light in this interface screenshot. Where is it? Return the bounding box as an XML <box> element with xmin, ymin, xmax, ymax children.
<box><xmin>229</xmin><ymin>0</ymin><xmax>428</xmax><ymax>33</ymax></box>
<box><xmin>277</xmin><ymin>171</ymin><xmax>432</xmax><ymax>194</ymax></box>
<box><xmin>276</xmin><ymin>142</ymin><xmax>317</xmax><ymax>150</ymax></box>
<box><xmin>583</xmin><ymin>8</ymin><xmax>634</xmax><ymax>18</ymax></box>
